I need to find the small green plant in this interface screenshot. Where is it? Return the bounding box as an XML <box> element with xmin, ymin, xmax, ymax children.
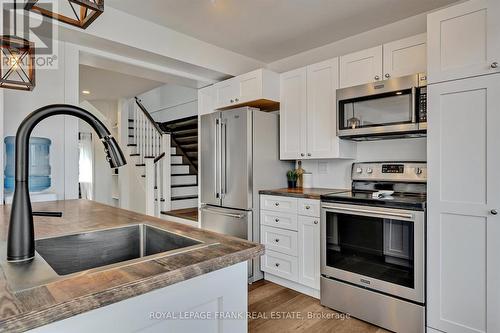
<box><xmin>287</xmin><ymin>170</ymin><xmax>298</xmax><ymax>181</ymax></box>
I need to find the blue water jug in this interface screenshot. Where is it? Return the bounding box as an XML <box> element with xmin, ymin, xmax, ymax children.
<box><xmin>4</xmin><ymin>136</ymin><xmax>52</xmax><ymax>192</ymax></box>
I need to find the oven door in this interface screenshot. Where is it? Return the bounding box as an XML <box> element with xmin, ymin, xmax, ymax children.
<box><xmin>320</xmin><ymin>202</ymin><xmax>424</xmax><ymax>303</ymax></box>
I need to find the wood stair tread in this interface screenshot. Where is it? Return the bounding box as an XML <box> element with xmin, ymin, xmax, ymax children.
<box><xmin>171</xmin><ymin>195</ymin><xmax>198</xmax><ymax>201</ymax></box>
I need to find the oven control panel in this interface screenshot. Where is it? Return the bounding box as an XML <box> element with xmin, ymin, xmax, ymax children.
<box><xmin>352</xmin><ymin>162</ymin><xmax>427</xmax><ymax>182</ymax></box>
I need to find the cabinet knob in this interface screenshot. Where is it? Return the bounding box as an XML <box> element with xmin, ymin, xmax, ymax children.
<box><xmin>491</xmin><ymin>62</ymin><xmax>499</xmax><ymax>69</ymax></box>
<box><xmin>235</xmin><ymin>98</ymin><xmax>239</xmax><ymax>102</ymax></box>
<box><xmin>307</xmin><ymin>153</ymin><xmax>312</xmax><ymax>157</ymax></box>
<box><xmin>275</xmin><ymin>263</ymin><xmax>280</xmax><ymax>267</ymax></box>
<box><xmin>491</xmin><ymin>209</ymin><xmax>498</xmax><ymax>215</ymax></box>
<box><xmin>385</xmin><ymin>73</ymin><xmax>390</xmax><ymax>78</ymax></box>
<box><xmin>275</xmin><ymin>238</ymin><xmax>280</xmax><ymax>243</ymax></box>
<box><xmin>314</xmin><ymin>220</ymin><xmax>319</xmax><ymax>225</ymax></box>
<box><xmin>275</xmin><ymin>218</ymin><xmax>280</xmax><ymax>223</ymax></box>
<box><xmin>300</xmin><ymin>153</ymin><xmax>305</xmax><ymax>157</ymax></box>
<box><xmin>275</xmin><ymin>202</ymin><xmax>280</xmax><ymax>206</ymax></box>
<box><xmin>230</xmin><ymin>99</ymin><xmax>234</xmax><ymax>103</ymax></box>
<box><xmin>305</xmin><ymin>205</ymin><xmax>311</xmax><ymax>210</ymax></box>
<box><xmin>374</xmin><ymin>75</ymin><xmax>380</xmax><ymax>80</ymax></box>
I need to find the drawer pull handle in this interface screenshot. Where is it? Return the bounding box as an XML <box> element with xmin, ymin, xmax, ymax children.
<box><xmin>305</xmin><ymin>205</ymin><xmax>311</xmax><ymax>210</ymax></box>
<box><xmin>275</xmin><ymin>202</ymin><xmax>280</xmax><ymax>207</ymax></box>
<box><xmin>275</xmin><ymin>263</ymin><xmax>280</xmax><ymax>267</ymax></box>
<box><xmin>314</xmin><ymin>220</ymin><xmax>318</xmax><ymax>225</ymax></box>
<box><xmin>275</xmin><ymin>218</ymin><xmax>280</xmax><ymax>222</ymax></box>
<box><xmin>275</xmin><ymin>238</ymin><xmax>280</xmax><ymax>243</ymax></box>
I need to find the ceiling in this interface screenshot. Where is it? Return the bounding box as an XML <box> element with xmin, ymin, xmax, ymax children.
<box><xmin>106</xmin><ymin>0</ymin><xmax>459</xmax><ymax>63</ymax></box>
<box><xmin>79</xmin><ymin>65</ymin><xmax>164</xmax><ymax>101</ymax></box>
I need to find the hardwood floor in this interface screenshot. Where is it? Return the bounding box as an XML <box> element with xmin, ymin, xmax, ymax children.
<box><xmin>162</xmin><ymin>207</ymin><xmax>198</xmax><ymax>221</ymax></box>
<box><xmin>248</xmin><ymin>280</ymin><xmax>389</xmax><ymax>333</ymax></box>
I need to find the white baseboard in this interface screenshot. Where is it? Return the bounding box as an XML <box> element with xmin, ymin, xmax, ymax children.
<box><xmin>264</xmin><ymin>273</ymin><xmax>320</xmax><ymax>299</ymax></box>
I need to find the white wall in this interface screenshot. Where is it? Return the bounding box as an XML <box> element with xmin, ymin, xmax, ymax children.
<box><xmin>301</xmin><ymin>138</ymin><xmax>427</xmax><ymax>189</ymax></box>
<box><xmin>2</xmin><ymin>41</ymin><xmax>79</xmax><ymax>201</ymax></box>
<box><xmin>138</xmin><ymin>84</ymin><xmax>198</xmax><ymax>122</ymax></box>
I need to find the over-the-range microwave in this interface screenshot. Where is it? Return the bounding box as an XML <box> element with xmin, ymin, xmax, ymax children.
<box><xmin>337</xmin><ymin>73</ymin><xmax>427</xmax><ymax>141</ymax></box>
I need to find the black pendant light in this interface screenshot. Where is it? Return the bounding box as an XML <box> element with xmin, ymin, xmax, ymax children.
<box><xmin>0</xmin><ymin>0</ymin><xmax>36</xmax><ymax>91</ymax></box>
<box><xmin>25</xmin><ymin>0</ymin><xmax>104</xmax><ymax>30</ymax></box>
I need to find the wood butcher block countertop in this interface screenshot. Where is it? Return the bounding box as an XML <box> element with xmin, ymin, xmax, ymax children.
<box><xmin>259</xmin><ymin>188</ymin><xmax>349</xmax><ymax>200</ymax></box>
<box><xmin>0</xmin><ymin>200</ymin><xmax>264</xmax><ymax>332</ymax></box>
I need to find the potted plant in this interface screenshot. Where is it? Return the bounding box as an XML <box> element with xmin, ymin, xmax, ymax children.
<box><xmin>286</xmin><ymin>170</ymin><xmax>298</xmax><ymax>189</ymax></box>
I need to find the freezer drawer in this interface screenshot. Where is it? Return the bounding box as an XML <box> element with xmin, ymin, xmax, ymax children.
<box><xmin>200</xmin><ymin>205</ymin><xmax>251</xmax><ymax>240</ymax></box>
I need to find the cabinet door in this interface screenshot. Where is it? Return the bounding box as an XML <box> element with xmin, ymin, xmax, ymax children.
<box><xmin>214</xmin><ymin>78</ymin><xmax>238</xmax><ymax>109</ymax></box>
<box><xmin>298</xmin><ymin>215</ymin><xmax>320</xmax><ymax>289</ymax></box>
<box><xmin>383</xmin><ymin>33</ymin><xmax>427</xmax><ymax>79</ymax></box>
<box><xmin>340</xmin><ymin>46</ymin><xmax>383</xmax><ymax>88</ymax></box>
<box><xmin>279</xmin><ymin>68</ymin><xmax>307</xmax><ymax>160</ymax></box>
<box><xmin>306</xmin><ymin>58</ymin><xmax>340</xmax><ymax>159</ymax></box>
<box><xmin>237</xmin><ymin>69</ymin><xmax>262</xmax><ymax>104</ymax></box>
<box><xmin>427</xmin><ymin>0</ymin><xmax>500</xmax><ymax>84</ymax></box>
<box><xmin>198</xmin><ymin>85</ymin><xmax>216</xmax><ymax>116</ymax></box>
<box><xmin>427</xmin><ymin>74</ymin><xmax>500</xmax><ymax>333</ymax></box>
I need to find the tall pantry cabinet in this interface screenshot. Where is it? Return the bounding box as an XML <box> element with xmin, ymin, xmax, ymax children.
<box><xmin>427</xmin><ymin>1</ymin><xmax>500</xmax><ymax>333</ymax></box>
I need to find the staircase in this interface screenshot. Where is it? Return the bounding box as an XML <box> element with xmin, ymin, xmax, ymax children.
<box><xmin>127</xmin><ymin>97</ymin><xmax>198</xmax><ymax>218</ymax></box>
<box><xmin>159</xmin><ymin>116</ymin><xmax>198</xmax><ymax>210</ymax></box>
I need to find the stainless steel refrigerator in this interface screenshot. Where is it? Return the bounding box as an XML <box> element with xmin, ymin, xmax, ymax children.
<box><xmin>200</xmin><ymin>107</ymin><xmax>292</xmax><ymax>282</ymax></box>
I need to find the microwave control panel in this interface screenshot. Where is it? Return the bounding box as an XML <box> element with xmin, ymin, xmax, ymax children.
<box><xmin>419</xmin><ymin>87</ymin><xmax>427</xmax><ymax>122</ymax></box>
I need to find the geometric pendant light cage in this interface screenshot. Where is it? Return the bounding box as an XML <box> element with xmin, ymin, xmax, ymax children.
<box><xmin>25</xmin><ymin>0</ymin><xmax>104</xmax><ymax>30</ymax></box>
<box><xmin>0</xmin><ymin>35</ymin><xmax>36</xmax><ymax>91</ymax></box>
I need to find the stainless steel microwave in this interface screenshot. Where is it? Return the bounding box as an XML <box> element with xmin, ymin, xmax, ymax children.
<box><xmin>337</xmin><ymin>73</ymin><xmax>427</xmax><ymax>141</ymax></box>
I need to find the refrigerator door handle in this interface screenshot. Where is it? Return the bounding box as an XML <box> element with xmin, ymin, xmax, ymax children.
<box><xmin>221</xmin><ymin>119</ymin><xmax>227</xmax><ymax>198</ymax></box>
<box><xmin>200</xmin><ymin>206</ymin><xmax>246</xmax><ymax>219</ymax></box>
<box><xmin>214</xmin><ymin>117</ymin><xmax>219</xmax><ymax>198</ymax></box>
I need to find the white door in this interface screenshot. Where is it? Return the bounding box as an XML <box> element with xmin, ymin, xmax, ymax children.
<box><xmin>298</xmin><ymin>215</ymin><xmax>320</xmax><ymax>289</ymax></box>
<box><xmin>279</xmin><ymin>68</ymin><xmax>307</xmax><ymax>160</ymax></box>
<box><xmin>198</xmin><ymin>86</ymin><xmax>215</xmax><ymax>116</ymax></box>
<box><xmin>214</xmin><ymin>78</ymin><xmax>238</xmax><ymax>109</ymax></box>
<box><xmin>427</xmin><ymin>73</ymin><xmax>500</xmax><ymax>333</ymax></box>
<box><xmin>427</xmin><ymin>0</ymin><xmax>500</xmax><ymax>84</ymax></box>
<box><xmin>340</xmin><ymin>46</ymin><xmax>383</xmax><ymax>88</ymax></box>
<box><xmin>383</xmin><ymin>33</ymin><xmax>427</xmax><ymax>79</ymax></box>
<box><xmin>237</xmin><ymin>69</ymin><xmax>262</xmax><ymax>104</ymax></box>
<box><xmin>306</xmin><ymin>58</ymin><xmax>339</xmax><ymax>159</ymax></box>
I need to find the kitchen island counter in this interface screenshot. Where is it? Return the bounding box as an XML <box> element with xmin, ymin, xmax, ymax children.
<box><xmin>0</xmin><ymin>200</ymin><xmax>263</xmax><ymax>332</ymax></box>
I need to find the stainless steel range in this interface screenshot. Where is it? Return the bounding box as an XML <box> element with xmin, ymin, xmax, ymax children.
<box><xmin>320</xmin><ymin>161</ymin><xmax>426</xmax><ymax>333</ymax></box>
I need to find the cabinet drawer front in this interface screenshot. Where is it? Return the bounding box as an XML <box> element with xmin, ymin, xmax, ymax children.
<box><xmin>261</xmin><ymin>249</ymin><xmax>298</xmax><ymax>282</ymax></box>
<box><xmin>260</xmin><ymin>195</ymin><xmax>298</xmax><ymax>213</ymax></box>
<box><xmin>261</xmin><ymin>226</ymin><xmax>298</xmax><ymax>256</ymax></box>
<box><xmin>298</xmin><ymin>199</ymin><xmax>320</xmax><ymax>217</ymax></box>
<box><xmin>261</xmin><ymin>210</ymin><xmax>298</xmax><ymax>231</ymax></box>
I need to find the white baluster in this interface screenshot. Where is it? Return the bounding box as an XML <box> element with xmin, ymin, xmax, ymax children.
<box><xmin>144</xmin><ymin>158</ymin><xmax>155</xmax><ymax>216</ymax></box>
<box><xmin>162</xmin><ymin>134</ymin><xmax>171</xmax><ymax>211</ymax></box>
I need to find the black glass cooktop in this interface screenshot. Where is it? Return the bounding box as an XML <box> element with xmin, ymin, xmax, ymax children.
<box><xmin>321</xmin><ymin>191</ymin><xmax>426</xmax><ymax>210</ymax></box>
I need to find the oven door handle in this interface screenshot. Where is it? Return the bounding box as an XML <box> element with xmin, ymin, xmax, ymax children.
<box><xmin>322</xmin><ymin>204</ymin><xmax>414</xmax><ymax>220</ymax></box>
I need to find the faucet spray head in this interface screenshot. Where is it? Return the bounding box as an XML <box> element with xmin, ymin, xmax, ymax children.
<box><xmin>102</xmin><ymin>136</ymin><xmax>127</xmax><ymax>168</ymax></box>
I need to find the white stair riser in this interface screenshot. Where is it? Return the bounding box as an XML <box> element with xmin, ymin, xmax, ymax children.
<box><xmin>171</xmin><ymin>156</ymin><xmax>183</xmax><ymax>164</ymax></box>
<box><xmin>170</xmin><ymin>147</ymin><xmax>176</xmax><ymax>155</ymax></box>
<box><xmin>172</xmin><ymin>175</ymin><xmax>197</xmax><ymax>186</ymax></box>
<box><xmin>171</xmin><ymin>165</ymin><xmax>190</xmax><ymax>174</ymax></box>
<box><xmin>172</xmin><ymin>186</ymin><xmax>198</xmax><ymax>197</ymax></box>
<box><xmin>171</xmin><ymin>198</ymin><xmax>198</xmax><ymax>210</ymax></box>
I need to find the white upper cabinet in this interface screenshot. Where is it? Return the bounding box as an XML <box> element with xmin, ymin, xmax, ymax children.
<box><xmin>427</xmin><ymin>73</ymin><xmax>500</xmax><ymax>333</ymax></box>
<box><xmin>280</xmin><ymin>58</ymin><xmax>355</xmax><ymax>160</ymax></box>
<box><xmin>306</xmin><ymin>59</ymin><xmax>340</xmax><ymax>159</ymax></box>
<box><xmin>340</xmin><ymin>46</ymin><xmax>383</xmax><ymax>88</ymax></box>
<box><xmin>213</xmin><ymin>68</ymin><xmax>279</xmax><ymax>110</ymax></box>
<box><xmin>427</xmin><ymin>0</ymin><xmax>500</xmax><ymax>83</ymax></box>
<box><xmin>383</xmin><ymin>33</ymin><xmax>427</xmax><ymax>79</ymax></box>
<box><xmin>198</xmin><ymin>85</ymin><xmax>216</xmax><ymax>116</ymax></box>
<box><xmin>279</xmin><ymin>68</ymin><xmax>307</xmax><ymax>160</ymax></box>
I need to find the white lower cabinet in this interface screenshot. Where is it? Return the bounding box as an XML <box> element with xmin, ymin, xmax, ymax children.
<box><xmin>260</xmin><ymin>195</ymin><xmax>320</xmax><ymax>297</ymax></box>
<box><xmin>297</xmin><ymin>215</ymin><xmax>320</xmax><ymax>289</ymax></box>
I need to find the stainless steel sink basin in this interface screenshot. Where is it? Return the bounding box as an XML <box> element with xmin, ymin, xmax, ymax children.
<box><xmin>1</xmin><ymin>224</ymin><xmax>211</xmax><ymax>291</ymax></box>
<box><xmin>35</xmin><ymin>224</ymin><xmax>203</xmax><ymax>275</ymax></box>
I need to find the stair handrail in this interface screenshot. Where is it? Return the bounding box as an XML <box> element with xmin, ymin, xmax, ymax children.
<box><xmin>134</xmin><ymin>97</ymin><xmax>166</xmax><ymax>136</ymax></box>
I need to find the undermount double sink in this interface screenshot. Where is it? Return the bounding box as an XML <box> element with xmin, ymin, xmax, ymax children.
<box><xmin>2</xmin><ymin>224</ymin><xmax>209</xmax><ymax>291</ymax></box>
